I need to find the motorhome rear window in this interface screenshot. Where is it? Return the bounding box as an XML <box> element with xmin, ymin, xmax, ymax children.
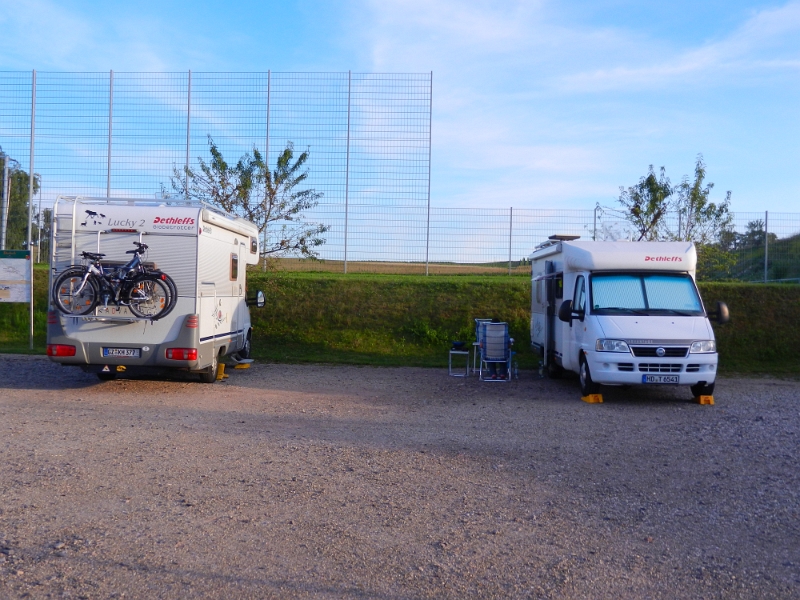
<box><xmin>590</xmin><ymin>273</ymin><xmax>703</xmax><ymax>316</ymax></box>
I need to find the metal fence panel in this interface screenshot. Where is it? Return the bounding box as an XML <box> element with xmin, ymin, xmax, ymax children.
<box><xmin>0</xmin><ymin>71</ymin><xmax>798</xmax><ymax>281</ymax></box>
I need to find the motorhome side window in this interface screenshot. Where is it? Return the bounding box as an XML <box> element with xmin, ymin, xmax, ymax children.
<box><xmin>574</xmin><ymin>276</ymin><xmax>586</xmax><ymax>313</ymax></box>
<box><xmin>230</xmin><ymin>253</ymin><xmax>239</xmax><ymax>280</ymax></box>
<box><xmin>555</xmin><ymin>274</ymin><xmax>563</xmax><ymax>300</ymax></box>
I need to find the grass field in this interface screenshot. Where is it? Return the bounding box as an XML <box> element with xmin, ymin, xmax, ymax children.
<box><xmin>264</xmin><ymin>257</ymin><xmax>534</xmax><ymax>276</ymax></box>
<box><xmin>2</xmin><ymin>264</ymin><xmax>799</xmax><ymax>375</ymax></box>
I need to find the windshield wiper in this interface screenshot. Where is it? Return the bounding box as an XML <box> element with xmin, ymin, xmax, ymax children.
<box><xmin>597</xmin><ymin>307</ymin><xmax>648</xmax><ymax>315</ymax></box>
<box><xmin>649</xmin><ymin>309</ymin><xmax>697</xmax><ymax>316</ymax></box>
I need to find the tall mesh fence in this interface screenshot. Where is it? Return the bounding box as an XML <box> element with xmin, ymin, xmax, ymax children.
<box><xmin>1</xmin><ymin>71</ymin><xmax>798</xmax><ymax>281</ymax></box>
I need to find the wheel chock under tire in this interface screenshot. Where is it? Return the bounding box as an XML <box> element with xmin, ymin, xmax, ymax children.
<box><xmin>695</xmin><ymin>395</ymin><xmax>714</xmax><ymax>405</ymax></box>
<box><xmin>216</xmin><ymin>363</ymin><xmax>228</xmax><ymax>380</ymax></box>
<box><xmin>581</xmin><ymin>394</ymin><xmax>603</xmax><ymax>403</ymax></box>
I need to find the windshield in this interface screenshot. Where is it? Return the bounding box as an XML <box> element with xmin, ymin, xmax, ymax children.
<box><xmin>590</xmin><ymin>273</ymin><xmax>704</xmax><ymax>316</ymax></box>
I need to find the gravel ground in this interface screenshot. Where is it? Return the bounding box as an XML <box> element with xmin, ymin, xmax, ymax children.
<box><xmin>0</xmin><ymin>354</ymin><xmax>798</xmax><ymax>599</ymax></box>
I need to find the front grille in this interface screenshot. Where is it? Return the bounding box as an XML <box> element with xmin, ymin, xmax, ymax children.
<box><xmin>617</xmin><ymin>363</ymin><xmax>634</xmax><ymax>372</ymax></box>
<box><xmin>686</xmin><ymin>364</ymin><xmax>700</xmax><ymax>373</ymax></box>
<box><xmin>638</xmin><ymin>363</ymin><xmax>682</xmax><ymax>373</ymax></box>
<box><xmin>631</xmin><ymin>346</ymin><xmax>689</xmax><ymax>358</ymax></box>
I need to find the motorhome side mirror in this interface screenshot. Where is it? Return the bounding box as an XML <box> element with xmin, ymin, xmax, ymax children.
<box><xmin>715</xmin><ymin>301</ymin><xmax>730</xmax><ymax>325</ymax></box>
<box><xmin>558</xmin><ymin>300</ymin><xmax>573</xmax><ymax>323</ymax></box>
<box><xmin>247</xmin><ymin>290</ymin><xmax>266</xmax><ymax>308</ymax></box>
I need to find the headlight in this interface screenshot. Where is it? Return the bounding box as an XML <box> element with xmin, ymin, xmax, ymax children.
<box><xmin>690</xmin><ymin>340</ymin><xmax>716</xmax><ymax>353</ymax></box>
<box><xmin>595</xmin><ymin>339</ymin><xmax>630</xmax><ymax>353</ymax></box>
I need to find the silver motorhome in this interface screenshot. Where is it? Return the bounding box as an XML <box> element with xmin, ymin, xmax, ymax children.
<box><xmin>47</xmin><ymin>196</ymin><xmax>264</xmax><ymax>382</ymax></box>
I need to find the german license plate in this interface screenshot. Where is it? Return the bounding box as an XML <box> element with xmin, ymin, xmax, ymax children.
<box><xmin>103</xmin><ymin>347</ymin><xmax>140</xmax><ymax>358</ymax></box>
<box><xmin>642</xmin><ymin>374</ymin><xmax>679</xmax><ymax>384</ymax></box>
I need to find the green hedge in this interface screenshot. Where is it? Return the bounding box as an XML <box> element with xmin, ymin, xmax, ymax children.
<box><xmin>698</xmin><ymin>282</ymin><xmax>800</xmax><ymax>374</ymax></box>
<box><xmin>2</xmin><ymin>267</ymin><xmax>798</xmax><ymax>375</ymax></box>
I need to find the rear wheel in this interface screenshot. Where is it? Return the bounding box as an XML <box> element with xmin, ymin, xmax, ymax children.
<box><xmin>52</xmin><ymin>270</ymin><xmax>98</xmax><ymax>316</ymax></box>
<box><xmin>128</xmin><ymin>278</ymin><xmax>171</xmax><ymax>319</ymax></box>
<box><xmin>690</xmin><ymin>381</ymin><xmax>715</xmax><ymax>397</ymax></box>
<box><xmin>546</xmin><ymin>357</ymin><xmax>563</xmax><ymax>379</ymax></box>
<box><xmin>199</xmin><ymin>351</ymin><xmax>219</xmax><ymax>384</ymax></box>
<box><xmin>579</xmin><ymin>353</ymin><xmax>600</xmax><ymax>396</ymax></box>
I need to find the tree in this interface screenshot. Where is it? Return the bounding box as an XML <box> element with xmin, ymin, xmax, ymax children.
<box><xmin>1</xmin><ymin>158</ymin><xmax>39</xmax><ymax>251</ymax></box>
<box><xmin>617</xmin><ymin>155</ymin><xmax>732</xmax><ymax>245</ymax></box>
<box><xmin>672</xmin><ymin>155</ymin><xmax>732</xmax><ymax>244</ymax></box>
<box><xmin>167</xmin><ymin>136</ymin><xmax>329</xmax><ymax>259</ymax></box>
<box><xmin>617</xmin><ymin>165</ymin><xmax>672</xmax><ymax>241</ymax></box>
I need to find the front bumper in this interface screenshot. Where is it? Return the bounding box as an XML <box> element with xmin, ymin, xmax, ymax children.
<box><xmin>586</xmin><ymin>349</ymin><xmax>717</xmax><ymax>386</ymax></box>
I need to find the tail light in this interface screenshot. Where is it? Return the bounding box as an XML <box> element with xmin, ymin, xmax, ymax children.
<box><xmin>47</xmin><ymin>344</ymin><xmax>76</xmax><ymax>357</ymax></box>
<box><xmin>47</xmin><ymin>311</ymin><xmax>59</xmax><ymax>324</ymax></box>
<box><xmin>166</xmin><ymin>348</ymin><xmax>197</xmax><ymax>360</ymax></box>
<box><xmin>185</xmin><ymin>315</ymin><xmax>199</xmax><ymax>328</ymax></box>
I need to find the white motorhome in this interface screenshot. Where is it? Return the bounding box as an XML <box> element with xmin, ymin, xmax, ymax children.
<box><xmin>47</xmin><ymin>196</ymin><xmax>265</xmax><ymax>383</ymax></box>
<box><xmin>530</xmin><ymin>235</ymin><xmax>728</xmax><ymax>399</ymax></box>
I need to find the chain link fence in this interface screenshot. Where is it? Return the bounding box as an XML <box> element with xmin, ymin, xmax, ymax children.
<box><xmin>1</xmin><ymin>71</ymin><xmax>797</xmax><ymax>281</ymax></box>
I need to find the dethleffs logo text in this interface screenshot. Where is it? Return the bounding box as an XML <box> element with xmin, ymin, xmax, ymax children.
<box><xmin>152</xmin><ymin>216</ymin><xmax>196</xmax><ymax>231</ymax></box>
<box><xmin>153</xmin><ymin>217</ymin><xmax>195</xmax><ymax>225</ymax></box>
<box><xmin>644</xmin><ymin>256</ymin><xmax>682</xmax><ymax>262</ymax></box>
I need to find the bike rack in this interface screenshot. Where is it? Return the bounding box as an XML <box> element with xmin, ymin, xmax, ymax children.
<box><xmin>68</xmin><ymin>314</ymin><xmax>155</xmax><ymax>324</ymax></box>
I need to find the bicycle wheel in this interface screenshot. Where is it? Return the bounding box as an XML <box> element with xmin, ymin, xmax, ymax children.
<box><xmin>127</xmin><ymin>277</ymin><xmax>171</xmax><ymax>319</ymax></box>
<box><xmin>151</xmin><ymin>271</ymin><xmax>178</xmax><ymax>318</ymax></box>
<box><xmin>52</xmin><ymin>269</ymin><xmax>99</xmax><ymax>316</ymax></box>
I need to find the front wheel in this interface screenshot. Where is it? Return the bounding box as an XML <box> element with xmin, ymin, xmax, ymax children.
<box><xmin>127</xmin><ymin>277</ymin><xmax>171</xmax><ymax>319</ymax></box>
<box><xmin>579</xmin><ymin>354</ymin><xmax>600</xmax><ymax>396</ymax></box>
<box><xmin>52</xmin><ymin>269</ymin><xmax>98</xmax><ymax>316</ymax></box>
<box><xmin>690</xmin><ymin>381</ymin><xmax>715</xmax><ymax>397</ymax></box>
<box><xmin>238</xmin><ymin>330</ymin><xmax>252</xmax><ymax>359</ymax></box>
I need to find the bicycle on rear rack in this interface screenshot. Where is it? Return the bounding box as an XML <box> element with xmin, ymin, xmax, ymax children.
<box><xmin>52</xmin><ymin>241</ymin><xmax>178</xmax><ymax>320</ymax></box>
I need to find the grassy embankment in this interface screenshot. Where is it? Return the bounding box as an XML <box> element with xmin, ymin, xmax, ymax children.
<box><xmin>2</xmin><ymin>265</ymin><xmax>798</xmax><ymax>375</ymax></box>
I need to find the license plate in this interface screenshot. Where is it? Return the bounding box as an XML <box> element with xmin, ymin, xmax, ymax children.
<box><xmin>103</xmin><ymin>347</ymin><xmax>140</xmax><ymax>358</ymax></box>
<box><xmin>642</xmin><ymin>374</ymin><xmax>679</xmax><ymax>384</ymax></box>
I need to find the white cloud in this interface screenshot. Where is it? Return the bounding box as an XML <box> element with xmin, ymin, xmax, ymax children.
<box><xmin>558</xmin><ymin>1</ymin><xmax>800</xmax><ymax>91</ymax></box>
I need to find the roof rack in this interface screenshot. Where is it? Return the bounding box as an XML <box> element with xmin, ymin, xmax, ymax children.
<box><xmin>534</xmin><ymin>234</ymin><xmax>581</xmax><ymax>251</ymax></box>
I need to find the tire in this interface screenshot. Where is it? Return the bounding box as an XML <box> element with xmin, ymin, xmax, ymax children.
<box><xmin>546</xmin><ymin>359</ymin><xmax>563</xmax><ymax>379</ymax></box>
<box><xmin>128</xmin><ymin>277</ymin><xmax>171</xmax><ymax>319</ymax></box>
<box><xmin>150</xmin><ymin>271</ymin><xmax>178</xmax><ymax>318</ymax></box>
<box><xmin>97</xmin><ymin>372</ymin><xmax>117</xmax><ymax>381</ymax></box>
<box><xmin>199</xmin><ymin>351</ymin><xmax>218</xmax><ymax>384</ymax></box>
<box><xmin>691</xmin><ymin>381</ymin><xmax>715</xmax><ymax>397</ymax></box>
<box><xmin>579</xmin><ymin>353</ymin><xmax>600</xmax><ymax>396</ymax></box>
<box><xmin>52</xmin><ymin>269</ymin><xmax>98</xmax><ymax>316</ymax></box>
<box><xmin>238</xmin><ymin>330</ymin><xmax>252</xmax><ymax>359</ymax></box>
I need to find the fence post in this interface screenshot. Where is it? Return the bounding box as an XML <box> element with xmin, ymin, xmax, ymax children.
<box><xmin>344</xmin><ymin>71</ymin><xmax>351</xmax><ymax>274</ymax></box>
<box><xmin>185</xmin><ymin>70</ymin><xmax>191</xmax><ymax>202</ymax></box>
<box><xmin>508</xmin><ymin>207</ymin><xmax>513</xmax><ymax>275</ymax></box>
<box><xmin>263</xmin><ymin>70</ymin><xmax>270</xmax><ymax>272</ymax></box>
<box><xmin>1</xmin><ymin>154</ymin><xmax>8</xmax><ymax>250</ymax></box>
<box><xmin>107</xmin><ymin>70</ymin><xmax>113</xmax><ymax>197</ymax></box>
<box><xmin>28</xmin><ymin>69</ymin><xmax>36</xmax><ymax>350</ymax></box>
<box><xmin>425</xmin><ymin>71</ymin><xmax>433</xmax><ymax>276</ymax></box>
<box><xmin>764</xmin><ymin>211</ymin><xmax>769</xmax><ymax>283</ymax></box>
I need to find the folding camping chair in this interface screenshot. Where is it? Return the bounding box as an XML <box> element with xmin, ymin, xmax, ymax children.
<box><xmin>477</xmin><ymin>320</ymin><xmax>516</xmax><ymax>381</ymax></box>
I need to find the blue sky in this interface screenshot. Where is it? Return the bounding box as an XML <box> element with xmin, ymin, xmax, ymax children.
<box><xmin>1</xmin><ymin>0</ymin><xmax>798</xmax><ymax>214</ymax></box>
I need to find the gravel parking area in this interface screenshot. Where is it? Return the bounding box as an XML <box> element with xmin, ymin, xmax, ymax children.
<box><xmin>0</xmin><ymin>354</ymin><xmax>798</xmax><ymax>599</ymax></box>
